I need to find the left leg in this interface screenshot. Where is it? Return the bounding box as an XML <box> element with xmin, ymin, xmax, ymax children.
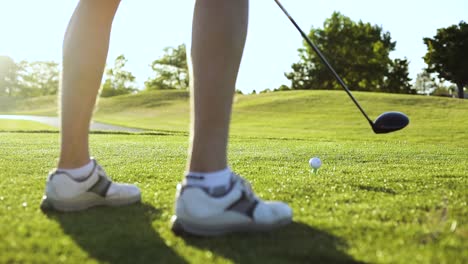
<box><xmin>59</xmin><ymin>0</ymin><xmax>120</xmax><ymax>169</ymax></box>
<box><xmin>41</xmin><ymin>0</ymin><xmax>140</xmax><ymax>212</ymax></box>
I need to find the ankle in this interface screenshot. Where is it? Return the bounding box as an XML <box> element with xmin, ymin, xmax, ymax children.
<box><xmin>185</xmin><ymin>167</ymin><xmax>232</xmax><ymax>194</ymax></box>
<box><xmin>58</xmin><ymin>157</ymin><xmax>92</xmax><ymax>170</ymax></box>
<box><xmin>58</xmin><ymin>159</ymin><xmax>94</xmax><ymax>180</ymax></box>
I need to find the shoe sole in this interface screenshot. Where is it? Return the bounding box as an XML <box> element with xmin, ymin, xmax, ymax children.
<box><xmin>170</xmin><ymin>215</ymin><xmax>292</xmax><ymax>237</ymax></box>
<box><xmin>40</xmin><ymin>195</ymin><xmax>141</xmax><ymax>212</ymax></box>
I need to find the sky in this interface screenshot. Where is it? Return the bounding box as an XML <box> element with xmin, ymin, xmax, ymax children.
<box><xmin>0</xmin><ymin>0</ymin><xmax>466</xmax><ymax>93</ymax></box>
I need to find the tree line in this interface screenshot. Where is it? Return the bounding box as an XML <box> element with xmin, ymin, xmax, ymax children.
<box><xmin>283</xmin><ymin>12</ymin><xmax>466</xmax><ymax>99</ymax></box>
<box><xmin>0</xmin><ymin>44</ymin><xmax>188</xmax><ymax>98</ymax></box>
<box><xmin>0</xmin><ymin>58</ymin><xmax>59</xmax><ymax>97</ymax></box>
<box><xmin>1</xmin><ymin>13</ymin><xmax>466</xmax><ymax>99</ymax></box>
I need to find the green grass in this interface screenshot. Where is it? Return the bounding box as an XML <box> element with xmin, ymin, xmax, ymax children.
<box><xmin>0</xmin><ymin>120</ymin><xmax>55</xmax><ymax>131</ymax></box>
<box><xmin>3</xmin><ymin>90</ymin><xmax>467</xmax><ymax>143</ymax></box>
<box><xmin>0</xmin><ymin>91</ymin><xmax>467</xmax><ymax>263</ymax></box>
<box><xmin>0</xmin><ymin>95</ymin><xmax>58</xmax><ymax>116</ymax></box>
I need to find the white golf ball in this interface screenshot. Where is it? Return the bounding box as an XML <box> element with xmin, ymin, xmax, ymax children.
<box><xmin>309</xmin><ymin>157</ymin><xmax>322</xmax><ymax>169</ymax></box>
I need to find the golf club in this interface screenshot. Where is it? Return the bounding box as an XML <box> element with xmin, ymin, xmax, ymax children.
<box><xmin>274</xmin><ymin>0</ymin><xmax>409</xmax><ymax>134</ymax></box>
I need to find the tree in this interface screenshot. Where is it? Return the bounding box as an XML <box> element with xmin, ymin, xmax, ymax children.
<box><xmin>146</xmin><ymin>44</ymin><xmax>189</xmax><ymax>90</ymax></box>
<box><xmin>424</xmin><ymin>21</ymin><xmax>468</xmax><ymax>99</ymax></box>
<box><xmin>275</xmin><ymin>85</ymin><xmax>291</xmax><ymax>92</ymax></box>
<box><xmin>101</xmin><ymin>55</ymin><xmax>137</xmax><ymax>97</ymax></box>
<box><xmin>383</xmin><ymin>58</ymin><xmax>414</xmax><ymax>94</ymax></box>
<box><xmin>0</xmin><ymin>56</ymin><xmax>19</xmax><ymax>96</ymax></box>
<box><xmin>16</xmin><ymin>61</ymin><xmax>59</xmax><ymax>97</ymax></box>
<box><xmin>285</xmin><ymin>12</ymin><xmax>412</xmax><ymax>93</ymax></box>
<box><xmin>1</xmin><ymin>58</ymin><xmax>60</xmax><ymax>98</ymax></box>
<box><xmin>431</xmin><ymin>86</ymin><xmax>453</xmax><ymax>97</ymax></box>
<box><xmin>414</xmin><ymin>69</ymin><xmax>437</xmax><ymax>95</ymax></box>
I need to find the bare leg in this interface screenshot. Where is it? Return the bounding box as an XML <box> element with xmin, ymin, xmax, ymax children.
<box><xmin>58</xmin><ymin>0</ymin><xmax>120</xmax><ymax>169</ymax></box>
<box><xmin>188</xmin><ymin>0</ymin><xmax>249</xmax><ymax>172</ymax></box>
<box><xmin>173</xmin><ymin>1</ymin><xmax>292</xmax><ymax>235</ymax></box>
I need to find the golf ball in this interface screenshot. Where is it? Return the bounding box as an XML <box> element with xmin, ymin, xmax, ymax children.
<box><xmin>309</xmin><ymin>157</ymin><xmax>322</xmax><ymax>169</ymax></box>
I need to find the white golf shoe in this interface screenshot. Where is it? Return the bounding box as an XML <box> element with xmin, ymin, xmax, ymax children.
<box><xmin>40</xmin><ymin>159</ymin><xmax>141</xmax><ymax>212</ymax></box>
<box><xmin>171</xmin><ymin>173</ymin><xmax>292</xmax><ymax>236</ymax></box>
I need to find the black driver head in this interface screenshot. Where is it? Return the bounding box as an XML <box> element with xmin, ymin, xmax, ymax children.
<box><xmin>372</xmin><ymin>111</ymin><xmax>409</xmax><ymax>134</ymax></box>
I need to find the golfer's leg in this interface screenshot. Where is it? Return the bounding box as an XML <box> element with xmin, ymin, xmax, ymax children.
<box><xmin>41</xmin><ymin>0</ymin><xmax>141</xmax><ymax>212</ymax></box>
<box><xmin>173</xmin><ymin>0</ymin><xmax>292</xmax><ymax>236</ymax></box>
<box><xmin>188</xmin><ymin>0</ymin><xmax>249</xmax><ymax>172</ymax></box>
<box><xmin>59</xmin><ymin>0</ymin><xmax>120</xmax><ymax>169</ymax></box>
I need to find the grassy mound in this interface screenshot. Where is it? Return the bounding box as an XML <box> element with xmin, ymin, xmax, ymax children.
<box><xmin>2</xmin><ymin>90</ymin><xmax>467</xmax><ymax>144</ymax></box>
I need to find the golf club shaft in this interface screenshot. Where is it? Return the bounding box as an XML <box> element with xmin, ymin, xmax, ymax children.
<box><xmin>274</xmin><ymin>0</ymin><xmax>374</xmax><ymax>125</ymax></box>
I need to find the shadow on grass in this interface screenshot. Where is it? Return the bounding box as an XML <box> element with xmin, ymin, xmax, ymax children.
<box><xmin>434</xmin><ymin>174</ymin><xmax>464</xmax><ymax>179</ymax></box>
<box><xmin>45</xmin><ymin>203</ymin><xmax>186</xmax><ymax>264</ymax></box>
<box><xmin>0</xmin><ymin>130</ymin><xmax>188</xmax><ymax>136</ymax></box>
<box><xmin>357</xmin><ymin>185</ymin><xmax>396</xmax><ymax>195</ymax></box>
<box><xmin>45</xmin><ymin>204</ymin><xmax>362</xmax><ymax>263</ymax></box>
<box><xmin>182</xmin><ymin>221</ymin><xmax>363</xmax><ymax>264</ymax></box>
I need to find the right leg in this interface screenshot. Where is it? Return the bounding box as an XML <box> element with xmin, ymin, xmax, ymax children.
<box><xmin>41</xmin><ymin>0</ymin><xmax>140</xmax><ymax>212</ymax></box>
<box><xmin>172</xmin><ymin>0</ymin><xmax>292</xmax><ymax>236</ymax></box>
<box><xmin>187</xmin><ymin>0</ymin><xmax>249</xmax><ymax>173</ymax></box>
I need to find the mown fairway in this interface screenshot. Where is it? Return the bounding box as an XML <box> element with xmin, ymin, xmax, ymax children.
<box><xmin>0</xmin><ymin>90</ymin><xmax>467</xmax><ymax>263</ymax></box>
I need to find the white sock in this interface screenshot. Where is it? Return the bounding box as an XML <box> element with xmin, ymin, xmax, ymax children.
<box><xmin>58</xmin><ymin>160</ymin><xmax>94</xmax><ymax>180</ymax></box>
<box><xmin>185</xmin><ymin>167</ymin><xmax>232</xmax><ymax>193</ymax></box>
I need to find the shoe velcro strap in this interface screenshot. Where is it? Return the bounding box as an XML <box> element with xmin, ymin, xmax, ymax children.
<box><xmin>88</xmin><ymin>171</ymin><xmax>112</xmax><ymax>197</ymax></box>
<box><xmin>226</xmin><ymin>192</ymin><xmax>259</xmax><ymax>218</ymax></box>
